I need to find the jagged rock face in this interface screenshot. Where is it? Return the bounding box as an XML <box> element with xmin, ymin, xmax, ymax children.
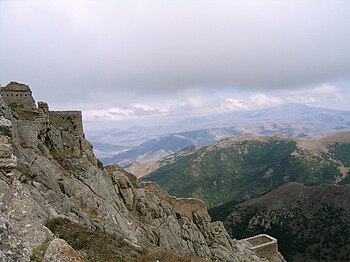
<box><xmin>0</xmin><ymin>83</ymin><xmax>273</xmax><ymax>262</ymax></box>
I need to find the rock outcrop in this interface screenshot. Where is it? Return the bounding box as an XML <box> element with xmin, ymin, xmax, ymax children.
<box><xmin>0</xmin><ymin>82</ymin><xmax>281</xmax><ymax>261</ymax></box>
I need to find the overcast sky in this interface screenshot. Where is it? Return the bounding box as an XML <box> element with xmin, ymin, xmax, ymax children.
<box><xmin>1</xmin><ymin>0</ymin><xmax>350</xmax><ymax>129</ymax></box>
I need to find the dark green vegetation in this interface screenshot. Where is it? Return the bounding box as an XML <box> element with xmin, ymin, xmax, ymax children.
<box><xmin>143</xmin><ymin>135</ymin><xmax>349</xmax><ymax>207</ymax></box>
<box><xmin>213</xmin><ymin>183</ymin><xmax>350</xmax><ymax>262</ymax></box>
<box><xmin>45</xmin><ymin>218</ymin><xmax>205</xmax><ymax>262</ymax></box>
<box><xmin>329</xmin><ymin>142</ymin><xmax>350</xmax><ymax>184</ymax></box>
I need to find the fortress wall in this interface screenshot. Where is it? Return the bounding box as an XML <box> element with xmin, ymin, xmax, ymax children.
<box><xmin>0</xmin><ymin>86</ymin><xmax>36</xmax><ymax>110</ymax></box>
<box><xmin>238</xmin><ymin>234</ymin><xmax>279</xmax><ymax>261</ymax></box>
<box><xmin>169</xmin><ymin>197</ymin><xmax>209</xmax><ymax>220</ymax></box>
<box><xmin>253</xmin><ymin>243</ymin><xmax>279</xmax><ymax>261</ymax></box>
<box><xmin>142</xmin><ymin>182</ymin><xmax>209</xmax><ymax>220</ymax></box>
<box><xmin>49</xmin><ymin>111</ymin><xmax>83</xmax><ymax>136</ymax></box>
<box><xmin>246</xmin><ymin>235</ymin><xmax>273</xmax><ymax>246</ymax></box>
<box><xmin>142</xmin><ymin>182</ymin><xmax>170</xmax><ymax>200</ymax></box>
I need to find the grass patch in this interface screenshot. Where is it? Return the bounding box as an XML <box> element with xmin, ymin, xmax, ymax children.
<box><xmin>47</xmin><ymin>217</ymin><xmax>206</xmax><ymax>262</ymax></box>
<box><xmin>30</xmin><ymin>240</ymin><xmax>50</xmax><ymax>262</ymax></box>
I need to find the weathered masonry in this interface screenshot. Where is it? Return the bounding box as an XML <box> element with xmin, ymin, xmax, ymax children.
<box><xmin>238</xmin><ymin>234</ymin><xmax>280</xmax><ymax>261</ymax></box>
<box><xmin>0</xmin><ymin>82</ymin><xmax>36</xmax><ymax>109</ymax></box>
<box><xmin>0</xmin><ymin>81</ymin><xmax>85</xmax><ymax>151</ymax></box>
<box><xmin>49</xmin><ymin>111</ymin><xmax>83</xmax><ymax>136</ymax></box>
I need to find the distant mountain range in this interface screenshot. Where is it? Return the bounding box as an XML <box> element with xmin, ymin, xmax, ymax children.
<box><xmin>142</xmin><ymin>131</ymin><xmax>350</xmax><ymax>207</ymax></box>
<box><xmin>86</xmin><ymin>103</ymin><xmax>350</xmax><ymax>261</ymax></box>
<box><xmin>89</xmin><ymin>104</ymin><xmax>350</xmax><ymax>173</ymax></box>
<box><xmin>209</xmin><ymin>182</ymin><xmax>350</xmax><ymax>262</ymax></box>
<box><xmin>102</xmin><ymin>128</ymin><xmax>242</xmax><ymax>167</ymax></box>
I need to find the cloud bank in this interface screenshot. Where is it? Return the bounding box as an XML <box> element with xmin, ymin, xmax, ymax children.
<box><xmin>82</xmin><ymin>85</ymin><xmax>346</xmax><ymax>124</ymax></box>
<box><xmin>0</xmin><ymin>0</ymin><xmax>350</xmax><ymax>107</ymax></box>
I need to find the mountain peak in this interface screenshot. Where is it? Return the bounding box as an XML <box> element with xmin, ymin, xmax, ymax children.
<box><xmin>0</xmin><ymin>83</ymin><xmax>276</xmax><ymax>261</ymax></box>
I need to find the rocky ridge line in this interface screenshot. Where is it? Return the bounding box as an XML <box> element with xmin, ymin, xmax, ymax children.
<box><xmin>0</xmin><ymin>82</ymin><xmax>281</xmax><ymax>261</ymax></box>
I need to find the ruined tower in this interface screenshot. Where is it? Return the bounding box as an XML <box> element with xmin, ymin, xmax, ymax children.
<box><xmin>0</xmin><ymin>82</ymin><xmax>36</xmax><ymax>110</ymax></box>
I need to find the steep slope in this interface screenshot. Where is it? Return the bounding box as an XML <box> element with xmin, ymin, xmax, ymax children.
<box><xmin>0</xmin><ymin>82</ymin><xmax>274</xmax><ymax>261</ymax></box>
<box><xmin>211</xmin><ymin>182</ymin><xmax>350</xmax><ymax>262</ymax></box>
<box><xmin>143</xmin><ymin>133</ymin><xmax>350</xmax><ymax>207</ymax></box>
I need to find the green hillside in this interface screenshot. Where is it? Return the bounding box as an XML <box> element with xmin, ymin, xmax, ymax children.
<box><xmin>143</xmin><ymin>133</ymin><xmax>350</xmax><ymax>207</ymax></box>
<box><xmin>210</xmin><ymin>183</ymin><xmax>350</xmax><ymax>262</ymax></box>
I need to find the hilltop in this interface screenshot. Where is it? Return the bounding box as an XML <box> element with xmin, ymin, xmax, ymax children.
<box><xmin>0</xmin><ymin>82</ymin><xmax>279</xmax><ymax>261</ymax></box>
<box><xmin>96</xmin><ymin>103</ymin><xmax>350</xmax><ymax>177</ymax></box>
<box><xmin>143</xmin><ymin>132</ymin><xmax>350</xmax><ymax>207</ymax></box>
<box><xmin>210</xmin><ymin>182</ymin><xmax>350</xmax><ymax>261</ymax></box>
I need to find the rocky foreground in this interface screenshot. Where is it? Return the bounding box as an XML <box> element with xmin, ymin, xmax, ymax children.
<box><xmin>0</xmin><ymin>82</ymin><xmax>284</xmax><ymax>261</ymax></box>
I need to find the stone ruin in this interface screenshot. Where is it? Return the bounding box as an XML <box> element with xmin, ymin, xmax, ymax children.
<box><xmin>0</xmin><ymin>81</ymin><xmax>286</xmax><ymax>262</ymax></box>
<box><xmin>0</xmin><ymin>81</ymin><xmax>93</xmax><ymax>163</ymax></box>
<box><xmin>0</xmin><ymin>82</ymin><xmax>84</xmax><ymax>136</ymax></box>
<box><xmin>0</xmin><ymin>82</ymin><xmax>36</xmax><ymax>110</ymax></box>
<box><xmin>142</xmin><ymin>181</ymin><xmax>209</xmax><ymax>220</ymax></box>
<box><xmin>238</xmin><ymin>234</ymin><xmax>282</xmax><ymax>261</ymax></box>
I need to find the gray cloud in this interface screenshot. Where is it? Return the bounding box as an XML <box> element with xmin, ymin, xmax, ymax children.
<box><xmin>0</xmin><ymin>0</ymin><xmax>350</xmax><ymax>107</ymax></box>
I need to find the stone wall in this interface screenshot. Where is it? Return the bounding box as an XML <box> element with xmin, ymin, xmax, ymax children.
<box><xmin>1</xmin><ymin>83</ymin><xmax>84</xmax><ymax>138</ymax></box>
<box><xmin>169</xmin><ymin>197</ymin><xmax>208</xmax><ymax>220</ymax></box>
<box><xmin>49</xmin><ymin>111</ymin><xmax>83</xmax><ymax>137</ymax></box>
<box><xmin>0</xmin><ymin>82</ymin><xmax>36</xmax><ymax>110</ymax></box>
<box><xmin>238</xmin><ymin>234</ymin><xmax>280</xmax><ymax>261</ymax></box>
<box><xmin>142</xmin><ymin>182</ymin><xmax>209</xmax><ymax>220</ymax></box>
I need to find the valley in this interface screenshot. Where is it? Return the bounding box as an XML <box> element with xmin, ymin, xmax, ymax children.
<box><xmin>86</xmin><ymin>103</ymin><xmax>350</xmax><ymax>261</ymax></box>
<box><xmin>91</xmin><ymin>104</ymin><xmax>350</xmax><ymax>178</ymax></box>
<box><xmin>0</xmin><ymin>82</ymin><xmax>279</xmax><ymax>261</ymax></box>
<box><xmin>3</xmin><ymin>2</ymin><xmax>350</xmax><ymax>261</ymax></box>
<box><xmin>210</xmin><ymin>182</ymin><xmax>350</xmax><ymax>261</ymax></box>
<box><xmin>142</xmin><ymin>132</ymin><xmax>350</xmax><ymax>207</ymax></box>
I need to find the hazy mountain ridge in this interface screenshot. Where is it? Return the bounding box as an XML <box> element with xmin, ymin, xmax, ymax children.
<box><xmin>210</xmin><ymin>182</ymin><xmax>350</xmax><ymax>261</ymax></box>
<box><xmin>102</xmin><ymin>128</ymin><xmax>243</xmax><ymax>166</ymax></box>
<box><xmin>93</xmin><ymin>104</ymin><xmax>350</xmax><ymax>176</ymax></box>
<box><xmin>142</xmin><ymin>132</ymin><xmax>350</xmax><ymax>207</ymax></box>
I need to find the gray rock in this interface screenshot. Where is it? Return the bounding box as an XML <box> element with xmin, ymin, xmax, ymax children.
<box><xmin>0</xmin><ymin>116</ymin><xmax>12</xmax><ymax>136</ymax></box>
<box><xmin>0</xmin><ymin>154</ymin><xmax>17</xmax><ymax>171</ymax></box>
<box><xmin>0</xmin><ymin>87</ymin><xmax>280</xmax><ymax>262</ymax></box>
<box><xmin>42</xmin><ymin>238</ymin><xmax>82</xmax><ymax>262</ymax></box>
<box><xmin>46</xmin><ymin>128</ymin><xmax>64</xmax><ymax>153</ymax></box>
<box><xmin>0</xmin><ymin>179</ymin><xmax>52</xmax><ymax>262</ymax></box>
<box><xmin>0</xmin><ymin>250</ymin><xmax>12</xmax><ymax>262</ymax></box>
<box><xmin>0</xmin><ymin>144</ymin><xmax>12</xmax><ymax>158</ymax></box>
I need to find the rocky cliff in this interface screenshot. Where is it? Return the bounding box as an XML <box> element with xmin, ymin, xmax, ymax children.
<box><xmin>0</xmin><ymin>82</ymin><xmax>279</xmax><ymax>261</ymax></box>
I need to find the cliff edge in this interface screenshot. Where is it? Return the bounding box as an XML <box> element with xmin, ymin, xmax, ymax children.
<box><xmin>0</xmin><ymin>82</ymin><xmax>283</xmax><ymax>261</ymax></box>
